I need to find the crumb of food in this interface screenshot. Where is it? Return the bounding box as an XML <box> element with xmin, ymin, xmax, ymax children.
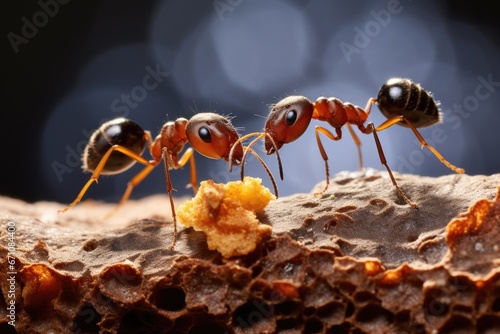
<box><xmin>177</xmin><ymin>177</ymin><xmax>275</xmax><ymax>257</ymax></box>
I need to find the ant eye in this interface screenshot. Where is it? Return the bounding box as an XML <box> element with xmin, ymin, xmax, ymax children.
<box><xmin>285</xmin><ymin>110</ymin><xmax>297</xmax><ymax>126</ymax></box>
<box><xmin>198</xmin><ymin>127</ymin><xmax>212</xmax><ymax>143</ymax></box>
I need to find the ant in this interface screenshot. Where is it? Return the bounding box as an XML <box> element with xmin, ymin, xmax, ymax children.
<box><xmin>229</xmin><ymin>78</ymin><xmax>465</xmax><ymax>208</ymax></box>
<box><xmin>59</xmin><ymin>113</ymin><xmax>280</xmax><ymax>249</ymax></box>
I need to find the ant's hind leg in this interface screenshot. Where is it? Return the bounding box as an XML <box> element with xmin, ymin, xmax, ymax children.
<box><xmin>374</xmin><ymin>116</ymin><xmax>464</xmax><ymax>174</ymax></box>
<box><xmin>101</xmin><ymin>163</ymin><xmax>158</xmax><ymax>220</ymax></box>
<box><xmin>365</xmin><ymin>123</ymin><xmax>418</xmax><ymax>208</ymax></box>
<box><xmin>59</xmin><ymin>145</ymin><xmax>155</xmax><ymax>213</ymax></box>
<box><xmin>400</xmin><ymin>119</ymin><xmax>465</xmax><ymax>174</ymax></box>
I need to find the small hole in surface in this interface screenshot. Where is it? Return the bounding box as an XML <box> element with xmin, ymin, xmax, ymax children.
<box><xmin>118</xmin><ymin>310</ymin><xmax>171</xmax><ymax>334</ymax></box>
<box><xmin>439</xmin><ymin>315</ymin><xmax>473</xmax><ymax>333</ymax></box>
<box><xmin>423</xmin><ymin>297</ymin><xmax>449</xmax><ymax>317</ymax></box>
<box><xmin>356</xmin><ymin>304</ymin><xmax>393</xmax><ymax>325</ymax></box>
<box><xmin>354</xmin><ymin>291</ymin><xmax>376</xmax><ymax>303</ymax></box>
<box><xmin>345</xmin><ymin>301</ymin><xmax>355</xmax><ymax>318</ymax></box>
<box><xmin>327</xmin><ymin>322</ymin><xmax>351</xmax><ymax>334</ymax></box>
<box><xmin>275</xmin><ymin>300</ymin><xmax>299</xmax><ymax>315</ymax></box>
<box><xmin>302</xmin><ymin>201</ymin><xmax>320</xmax><ymax>208</ymax></box>
<box><xmin>304</xmin><ymin>317</ymin><xmax>323</xmax><ymax>333</ymax></box>
<box><xmin>304</xmin><ymin>306</ymin><xmax>315</xmax><ymax>316</ymax></box>
<box><xmin>316</xmin><ymin>302</ymin><xmax>344</xmax><ymax>319</ymax></box>
<box><xmin>0</xmin><ymin>323</ymin><xmax>17</xmax><ymax>334</ymax></box>
<box><xmin>477</xmin><ymin>315</ymin><xmax>500</xmax><ymax>333</ymax></box>
<box><xmin>188</xmin><ymin>321</ymin><xmax>227</xmax><ymax>334</ymax></box>
<box><xmin>83</xmin><ymin>239</ymin><xmax>98</xmax><ymax>252</ymax></box>
<box><xmin>493</xmin><ymin>296</ymin><xmax>500</xmax><ymax>312</ymax></box>
<box><xmin>119</xmin><ymin>310</ymin><xmax>143</xmax><ymax>331</ymax></box>
<box><xmin>336</xmin><ymin>205</ymin><xmax>357</xmax><ymax>213</ymax></box>
<box><xmin>232</xmin><ymin>300</ymin><xmax>272</xmax><ymax>328</ymax></box>
<box><xmin>251</xmin><ymin>265</ymin><xmax>263</xmax><ymax>278</ymax></box>
<box><xmin>277</xmin><ymin>317</ymin><xmax>298</xmax><ymax>330</ymax></box>
<box><xmin>369</xmin><ymin>198</ymin><xmax>388</xmax><ymax>207</ymax></box>
<box><xmin>150</xmin><ymin>286</ymin><xmax>186</xmax><ymax>311</ymax></box>
<box><xmin>72</xmin><ymin>303</ymin><xmax>101</xmax><ymax>333</ymax></box>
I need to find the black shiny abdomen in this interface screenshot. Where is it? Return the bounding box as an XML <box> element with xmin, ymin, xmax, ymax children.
<box><xmin>83</xmin><ymin>118</ymin><xmax>146</xmax><ymax>174</ymax></box>
<box><xmin>377</xmin><ymin>78</ymin><xmax>441</xmax><ymax>128</ymax></box>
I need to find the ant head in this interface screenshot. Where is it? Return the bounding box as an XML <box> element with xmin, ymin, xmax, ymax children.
<box><xmin>264</xmin><ymin>96</ymin><xmax>313</xmax><ymax>154</ymax></box>
<box><xmin>186</xmin><ymin>113</ymin><xmax>243</xmax><ymax>165</ymax></box>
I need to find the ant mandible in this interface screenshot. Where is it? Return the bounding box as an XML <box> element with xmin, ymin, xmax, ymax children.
<box><xmin>59</xmin><ymin>113</ymin><xmax>280</xmax><ymax>249</ymax></box>
<box><xmin>230</xmin><ymin>78</ymin><xmax>465</xmax><ymax>208</ymax></box>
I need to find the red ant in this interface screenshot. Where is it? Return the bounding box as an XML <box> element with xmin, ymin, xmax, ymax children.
<box><xmin>230</xmin><ymin>78</ymin><xmax>464</xmax><ymax>208</ymax></box>
<box><xmin>59</xmin><ymin>113</ymin><xmax>279</xmax><ymax>249</ymax></box>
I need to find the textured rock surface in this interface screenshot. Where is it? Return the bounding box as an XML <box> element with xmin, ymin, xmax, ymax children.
<box><xmin>0</xmin><ymin>170</ymin><xmax>499</xmax><ymax>333</ymax></box>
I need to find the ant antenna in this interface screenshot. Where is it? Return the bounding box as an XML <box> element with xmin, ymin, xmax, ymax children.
<box><xmin>253</xmin><ymin>113</ymin><xmax>267</xmax><ymax>119</ymax></box>
<box><xmin>228</xmin><ymin>132</ymin><xmax>284</xmax><ymax>197</ymax></box>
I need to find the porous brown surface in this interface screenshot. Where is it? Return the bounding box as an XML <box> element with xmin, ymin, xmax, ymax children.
<box><xmin>0</xmin><ymin>170</ymin><xmax>499</xmax><ymax>334</ymax></box>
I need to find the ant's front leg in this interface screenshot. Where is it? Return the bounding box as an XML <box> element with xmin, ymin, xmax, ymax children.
<box><xmin>169</xmin><ymin>148</ymin><xmax>198</xmax><ymax>194</ymax></box>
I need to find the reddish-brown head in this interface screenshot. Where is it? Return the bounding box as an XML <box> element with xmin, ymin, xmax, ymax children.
<box><xmin>186</xmin><ymin>113</ymin><xmax>243</xmax><ymax>165</ymax></box>
<box><xmin>264</xmin><ymin>96</ymin><xmax>313</xmax><ymax>154</ymax></box>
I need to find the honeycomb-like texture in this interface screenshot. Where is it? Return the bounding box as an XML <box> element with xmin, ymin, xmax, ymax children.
<box><xmin>0</xmin><ymin>171</ymin><xmax>499</xmax><ymax>333</ymax></box>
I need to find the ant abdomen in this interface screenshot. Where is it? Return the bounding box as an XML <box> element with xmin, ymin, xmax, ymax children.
<box><xmin>83</xmin><ymin>118</ymin><xmax>146</xmax><ymax>174</ymax></box>
<box><xmin>377</xmin><ymin>78</ymin><xmax>441</xmax><ymax>128</ymax></box>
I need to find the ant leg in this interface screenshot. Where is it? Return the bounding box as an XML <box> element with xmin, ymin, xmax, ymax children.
<box><xmin>59</xmin><ymin>145</ymin><xmax>155</xmax><ymax>213</ymax></box>
<box><xmin>345</xmin><ymin>123</ymin><xmax>363</xmax><ymax>170</ymax></box>
<box><xmin>343</xmin><ymin>98</ymin><xmax>375</xmax><ymax>171</ymax></box>
<box><xmin>364</xmin><ymin>98</ymin><xmax>377</xmax><ymax>116</ymax></box>
<box><xmin>375</xmin><ymin>117</ymin><xmax>465</xmax><ymax>174</ymax></box>
<box><xmin>109</xmin><ymin>131</ymin><xmax>158</xmax><ymax>209</ymax></box>
<box><xmin>171</xmin><ymin>148</ymin><xmax>198</xmax><ymax>194</ymax></box>
<box><xmin>101</xmin><ymin>163</ymin><xmax>158</xmax><ymax>220</ymax></box>
<box><xmin>314</xmin><ymin>126</ymin><xmax>342</xmax><ymax>196</ymax></box>
<box><xmin>143</xmin><ymin>131</ymin><xmax>154</xmax><ymax>151</ymax></box>
<box><xmin>364</xmin><ymin>122</ymin><xmax>418</xmax><ymax>208</ymax></box>
<box><xmin>162</xmin><ymin>148</ymin><xmax>177</xmax><ymax>250</ymax></box>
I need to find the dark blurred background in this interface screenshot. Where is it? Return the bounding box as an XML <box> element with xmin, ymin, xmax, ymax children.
<box><xmin>3</xmin><ymin>0</ymin><xmax>500</xmax><ymax>204</ymax></box>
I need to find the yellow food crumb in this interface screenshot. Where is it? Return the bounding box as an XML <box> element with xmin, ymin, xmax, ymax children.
<box><xmin>177</xmin><ymin>177</ymin><xmax>275</xmax><ymax>257</ymax></box>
